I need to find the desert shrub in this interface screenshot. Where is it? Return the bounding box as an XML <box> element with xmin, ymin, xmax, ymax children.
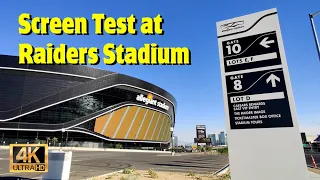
<box><xmin>148</xmin><ymin>168</ymin><xmax>158</xmax><ymax>178</ymax></box>
<box><xmin>123</xmin><ymin>168</ymin><xmax>132</xmax><ymax>174</ymax></box>
<box><xmin>187</xmin><ymin>170</ymin><xmax>196</xmax><ymax>176</ymax></box>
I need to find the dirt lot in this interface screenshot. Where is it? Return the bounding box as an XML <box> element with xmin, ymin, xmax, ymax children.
<box><xmin>89</xmin><ymin>169</ymin><xmax>231</xmax><ymax>180</ymax></box>
<box><xmin>308</xmin><ymin>167</ymin><xmax>320</xmax><ymax>174</ymax></box>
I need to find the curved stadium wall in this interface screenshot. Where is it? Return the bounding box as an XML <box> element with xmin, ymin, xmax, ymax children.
<box><xmin>0</xmin><ymin>55</ymin><xmax>176</xmax><ymax>149</ymax></box>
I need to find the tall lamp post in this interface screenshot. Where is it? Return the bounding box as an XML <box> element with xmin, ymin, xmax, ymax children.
<box><xmin>61</xmin><ymin>128</ymin><xmax>65</xmax><ymax>151</ymax></box>
<box><xmin>170</xmin><ymin>127</ymin><xmax>174</xmax><ymax>156</ymax></box>
<box><xmin>309</xmin><ymin>10</ymin><xmax>320</xmax><ymax>61</ymax></box>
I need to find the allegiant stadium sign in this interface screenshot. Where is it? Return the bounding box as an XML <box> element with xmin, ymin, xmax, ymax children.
<box><xmin>136</xmin><ymin>94</ymin><xmax>169</xmax><ymax>111</ymax></box>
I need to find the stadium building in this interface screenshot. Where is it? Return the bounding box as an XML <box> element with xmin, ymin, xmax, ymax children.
<box><xmin>0</xmin><ymin>55</ymin><xmax>176</xmax><ymax>149</ymax></box>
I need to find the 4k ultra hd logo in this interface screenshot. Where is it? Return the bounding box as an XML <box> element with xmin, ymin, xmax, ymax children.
<box><xmin>10</xmin><ymin>144</ymin><xmax>48</xmax><ymax>172</ymax></box>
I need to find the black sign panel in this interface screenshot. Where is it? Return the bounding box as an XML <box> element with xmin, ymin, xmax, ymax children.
<box><xmin>226</xmin><ymin>68</ymin><xmax>293</xmax><ymax>129</ymax></box>
<box><xmin>301</xmin><ymin>133</ymin><xmax>307</xmax><ymax>143</ymax></box>
<box><xmin>194</xmin><ymin>138</ymin><xmax>211</xmax><ymax>143</ymax></box>
<box><xmin>222</xmin><ymin>31</ymin><xmax>281</xmax><ymax>72</ymax></box>
<box><xmin>196</xmin><ymin>125</ymin><xmax>206</xmax><ymax>138</ymax></box>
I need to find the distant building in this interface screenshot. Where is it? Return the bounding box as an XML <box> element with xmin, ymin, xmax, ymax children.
<box><xmin>208</xmin><ymin>134</ymin><xmax>217</xmax><ymax>145</ymax></box>
<box><xmin>173</xmin><ymin>136</ymin><xmax>178</xmax><ymax>147</ymax></box>
<box><xmin>225</xmin><ymin>134</ymin><xmax>228</xmax><ymax>145</ymax></box>
<box><xmin>218</xmin><ymin>131</ymin><xmax>226</xmax><ymax>145</ymax></box>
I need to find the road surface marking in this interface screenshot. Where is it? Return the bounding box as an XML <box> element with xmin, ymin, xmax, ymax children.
<box><xmin>73</xmin><ymin>153</ymin><xmax>109</xmax><ymax>158</ymax></box>
<box><xmin>0</xmin><ymin>172</ymin><xmax>21</xmax><ymax>176</ymax></box>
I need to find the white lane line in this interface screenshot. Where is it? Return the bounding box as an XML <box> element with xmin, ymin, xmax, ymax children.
<box><xmin>73</xmin><ymin>160</ymin><xmax>83</xmax><ymax>162</ymax></box>
<box><xmin>0</xmin><ymin>172</ymin><xmax>21</xmax><ymax>176</ymax></box>
<box><xmin>73</xmin><ymin>153</ymin><xmax>110</xmax><ymax>158</ymax></box>
<box><xmin>70</xmin><ymin>171</ymin><xmax>76</xmax><ymax>174</ymax></box>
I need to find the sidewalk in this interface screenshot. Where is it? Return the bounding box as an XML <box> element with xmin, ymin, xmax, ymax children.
<box><xmin>309</xmin><ymin>171</ymin><xmax>320</xmax><ymax>179</ymax></box>
<box><xmin>0</xmin><ymin>145</ymin><xmax>171</xmax><ymax>153</ymax></box>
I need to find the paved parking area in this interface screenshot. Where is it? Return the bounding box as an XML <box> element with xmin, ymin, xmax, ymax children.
<box><xmin>306</xmin><ymin>152</ymin><xmax>320</xmax><ymax>168</ymax></box>
<box><xmin>0</xmin><ymin>149</ymin><xmax>229</xmax><ymax>180</ymax></box>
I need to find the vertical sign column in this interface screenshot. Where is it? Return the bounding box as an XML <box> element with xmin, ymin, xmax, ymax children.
<box><xmin>216</xmin><ymin>8</ymin><xmax>309</xmax><ymax>180</ymax></box>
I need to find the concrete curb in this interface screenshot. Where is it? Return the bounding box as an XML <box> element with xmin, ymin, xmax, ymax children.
<box><xmin>0</xmin><ymin>145</ymin><xmax>170</xmax><ymax>153</ymax></box>
<box><xmin>85</xmin><ymin>170</ymin><xmax>123</xmax><ymax>180</ymax></box>
<box><xmin>215</xmin><ymin>164</ymin><xmax>230</xmax><ymax>176</ymax></box>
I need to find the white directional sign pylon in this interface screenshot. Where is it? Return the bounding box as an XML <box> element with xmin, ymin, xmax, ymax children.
<box><xmin>216</xmin><ymin>8</ymin><xmax>309</xmax><ymax>180</ymax></box>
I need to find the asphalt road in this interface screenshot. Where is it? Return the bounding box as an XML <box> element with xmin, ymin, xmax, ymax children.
<box><xmin>0</xmin><ymin>150</ymin><xmax>229</xmax><ymax>180</ymax></box>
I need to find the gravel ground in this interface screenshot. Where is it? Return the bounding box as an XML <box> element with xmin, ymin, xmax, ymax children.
<box><xmin>88</xmin><ymin>169</ymin><xmax>231</xmax><ymax>180</ymax></box>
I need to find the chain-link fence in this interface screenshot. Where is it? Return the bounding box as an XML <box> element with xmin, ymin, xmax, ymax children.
<box><xmin>0</xmin><ymin>132</ymin><xmax>168</xmax><ymax>151</ymax></box>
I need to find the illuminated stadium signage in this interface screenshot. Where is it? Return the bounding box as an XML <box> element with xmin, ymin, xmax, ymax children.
<box><xmin>136</xmin><ymin>94</ymin><xmax>169</xmax><ymax>110</ymax></box>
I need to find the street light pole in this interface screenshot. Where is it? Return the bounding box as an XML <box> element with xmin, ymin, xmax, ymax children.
<box><xmin>309</xmin><ymin>10</ymin><xmax>320</xmax><ymax>61</ymax></box>
<box><xmin>170</xmin><ymin>127</ymin><xmax>174</xmax><ymax>156</ymax></box>
<box><xmin>61</xmin><ymin>128</ymin><xmax>65</xmax><ymax>151</ymax></box>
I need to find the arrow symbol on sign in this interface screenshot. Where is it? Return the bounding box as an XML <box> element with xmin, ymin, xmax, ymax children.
<box><xmin>266</xmin><ymin>74</ymin><xmax>280</xmax><ymax>87</ymax></box>
<box><xmin>260</xmin><ymin>37</ymin><xmax>275</xmax><ymax>48</ymax></box>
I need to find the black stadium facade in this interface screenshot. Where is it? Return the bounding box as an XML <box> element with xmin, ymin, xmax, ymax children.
<box><xmin>0</xmin><ymin>55</ymin><xmax>176</xmax><ymax>149</ymax></box>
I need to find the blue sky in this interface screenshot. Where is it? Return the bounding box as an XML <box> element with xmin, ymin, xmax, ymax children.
<box><xmin>1</xmin><ymin>0</ymin><xmax>319</xmax><ymax>143</ymax></box>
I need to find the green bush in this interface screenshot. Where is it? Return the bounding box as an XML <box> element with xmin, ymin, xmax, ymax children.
<box><xmin>34</xmin><ymin>138</ymin><xmax>40</xmax><ymax>144</ymax></box>
<box><xmin>217</xmin><ymin>147</ymin><xmax>228</xmax><ymax>156</ymax></box>
<box><xmin>115</xmin><ymin>143</ymin><xmax>123</xmax><ymax>149</ymax></box>
<box><xmin>205</xmin><ymin>146</ymin><xmax>213</xmax><ymax>152</ymax></box>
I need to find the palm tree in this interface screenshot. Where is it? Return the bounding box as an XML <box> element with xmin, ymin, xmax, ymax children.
<box><xmin>196</xmin><ymin>146</ymin><xmax>202</xmax><ymax>152</ymax></box>
<box><xmin>34</xmin><ymin>138</ymin><xmax>40</xmax><ymax>144</ymax></box>
<box><xmin>206</xmin><ymin>146</ymin><xmax>213</xmax><ymax>152</ymax></box>
<box><xmin>46</xmin><ymin>137</ymin><xmax>51</xmax><ymax>144</ymax></box>
<box><xmin>115</xmin><ymin>143</ymin><xmax>123</xmax><ymax>149</ymax></box>
<box><xmin>52</xmin><ymin>137</ymin><xmax>58</xmax><ymax>147</ymax></box>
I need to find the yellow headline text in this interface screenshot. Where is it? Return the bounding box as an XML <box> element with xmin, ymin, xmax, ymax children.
<box><xmin>19</xmin><ymin>43</ymin><xmax>191</xmax><ymax>65</ymax></box>
<box><xmin>18</xmin><ymin>13</ymin><xmax>191</xmax><ymax>65</ymax></box>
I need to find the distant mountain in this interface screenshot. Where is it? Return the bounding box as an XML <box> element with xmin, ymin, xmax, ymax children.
<box><xmin>178</xmin><ymin>140</ymin><xmax>193</xmax><ymax>146</ymax></box>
